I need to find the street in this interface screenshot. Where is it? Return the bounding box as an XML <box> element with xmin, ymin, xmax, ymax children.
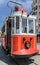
<box><xmin>0</xmin><ymin>42</ymin><xmax>40</xmax><ymax>65</ymax></box>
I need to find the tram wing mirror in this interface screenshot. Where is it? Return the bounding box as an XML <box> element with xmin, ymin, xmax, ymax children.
<box><xmin>27</xmin><ymin>14</ymin><xmax>29</xmax><ymax>17</ymax></box>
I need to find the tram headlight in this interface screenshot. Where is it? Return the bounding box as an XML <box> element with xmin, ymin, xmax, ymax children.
<box><xmin>25</xmin><ymin>42</ymin><xmax>30</xmax><ymax>49</ymax></box>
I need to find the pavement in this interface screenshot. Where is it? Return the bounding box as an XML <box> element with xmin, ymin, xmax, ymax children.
<box><xmin>0</xmin><ymin>42</ymin><xmax>40</xmax><ymax>65</ymax></box>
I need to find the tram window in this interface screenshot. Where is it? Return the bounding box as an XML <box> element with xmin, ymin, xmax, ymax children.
<box><xmin>22</xmin><ymin>18</ymin><xmax>27</xmax><ymax>33</ymax></box>
<box><xmin>16</xmin><ymin>16</ymin><xmax>20</xmax><ymax>34</ymax></box>
<box><xmin>35</xmin><ymin>19</ymin><xmax>37</xmax><ymax>34</ymax></box>
<box><xmin>28</xmin><ymin>20</ymin><xmax>34</xmax><ymax>33</ymax></box>
<box><xmin>13</xmin><ymin>18</ymin><xmax>14</xmax><ymax>27</ymax></box>
<box><xmin>1</xmin><ymin>25</ymin><xmax>5</xmax><ymax>37</ymax></box>
<box><xmin>12</xmin><ymin>18</ymin><xmax>14</xmax><ymax>27</ymax></box>
<box><xmin>12</xmin><ymin>18</ymin><xmax>14</xmax><ymax>34</ymax></box>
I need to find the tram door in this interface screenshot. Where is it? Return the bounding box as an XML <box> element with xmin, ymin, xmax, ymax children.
<box><xmin>6</xmin><ymin>19</ymin><xmax>11</xmax><ymax>52</ymax></box>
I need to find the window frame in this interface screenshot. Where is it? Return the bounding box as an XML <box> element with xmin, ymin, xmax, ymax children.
<box><xmin>11</xmin><ymin>17</ymin><xmax>15</xmax><ymax>34</ymax></box>
<box><xmin>11</xmin><ymin>16</ymin><xmax>21</xmax><ymax>34</ymax></box>
<box><xmin>21</xmin><ymin>17</ymin><xmax>27</xmax><ymax>34</ymax></box>
<box><xmin>27</xmin><ymin>18</ymin><xmax>35</xmax><ymax>34</ymax></box>
<box><xmin>16</xmin><ymin>16</ymin><xmax>20</xmax><ymax>34</ymax></box>
<box><xmin>11</xmin><ymin>16</ymin><xmax>36</xmax><ymax>35</ymax></box>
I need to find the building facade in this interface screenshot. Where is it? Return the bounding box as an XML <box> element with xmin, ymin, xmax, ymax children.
<box><xmin>32</xmin><ymin>0</ymin><xmax>40</xmax><ymax>33</ymax></box>
<box><xmin>0</xmin><ymin>31</ymin><xmax>1</xmax><ymax>37</ymax></box>
<box><xmin>32</xmin><ymin>0</ymin><xmax>40</xmax><ymax>43</ymax></box>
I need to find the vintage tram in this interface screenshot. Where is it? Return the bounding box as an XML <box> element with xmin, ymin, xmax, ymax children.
<box><xmin>1</xmin><ymin>1</ymin><xmax>39</xmax><ymax>58</ymax></box>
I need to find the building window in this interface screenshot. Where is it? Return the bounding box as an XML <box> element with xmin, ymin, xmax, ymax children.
<box><xmin>39</xmin><ymin>12</ymin><xmax>40</xmax><ymax>15</ymax></box>
<box><xmin>39</xmin><ymin>5</ymin><xmax>40</xmax><ymax>9</ymax></box>
<box><xmin>35</xmin><ymin>11</ymin><xmax>37</xmax><ymax>15</ymax></box>
<box><xmin>39</xmin><ymin>18</ymin><xmax>40</xmax><ymax>21</ymax></box>
<box><xmin>39</xmin><ymin>0</ymin><xmax>40</xmax><ymax>3</ymax></box>
<box><xmin>34</xmin><ymin>6</ymin><xmax>37</xmax><ymax>11</ymax></box>
<box><xmin>39</xmin><ymin>24</ymin><xmax>40</xmax><ymax>27</ymax></box>
<box><xmin>35</xmin><ymin>6</ymin><xmax>37</xmax><ymax>10</ymax></box>
<box><xmin>39</xmin><ymin>18</ymin><xmax>40</xmax><ymax>24</ymax></box>
<box><xmin>35</xmin><ymin>0</ymin><xmax>37</xmax><ymax>3</ymax></box>
<box><xmin>32</xmin><ymin>12</ymin><xmax>36</xmax><ymax>15</ymax></box>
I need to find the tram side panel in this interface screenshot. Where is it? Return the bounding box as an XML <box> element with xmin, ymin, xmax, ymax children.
<box><xmin>2</xmin><ymin>35</ymin><xmax>6</xmax><ymax>50</ymax></box>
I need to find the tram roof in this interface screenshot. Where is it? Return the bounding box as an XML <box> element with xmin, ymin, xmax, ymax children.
<box><xmin>1</xmin><ymin>12</ymin><xmax>37</xmax><ymax>31</ymax></box>
<box><xmin>10</xmin><ymin>11</ymin><xmax>28</xmax><ymax>18</ymax></box>
<box><xmin>10</xmin><ymin>12</ymin><xmax>37</xmax><ymax>20</ymax></box>
<box><xmin>28</xmin><ymin>15</ymin><xmax>37</xmax><ymax>19</ymax></box>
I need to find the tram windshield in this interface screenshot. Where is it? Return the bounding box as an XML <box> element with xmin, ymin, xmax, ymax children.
<box><xmin>16</xmin><ymin>16</ymin><xmax>27</xmax><ymax>34</ymax></box>
<box><xmin>12</xmin><ymin>16</ymin><xmax>34</xmax><ymax>34</ymax></box>
<box><xmin>22</xmin><ymin>18</ymin><xmax>27</xmax><ymax>33</ymax></box>
<box><xmin>28</xmin><ymin>19</ymin><xmax>34</xmax><ymax>33</ymax></box>
<box><xmin>16</xmin><ymin>16</ymin><xmax>20</xmax><ymax>34</ymax></box>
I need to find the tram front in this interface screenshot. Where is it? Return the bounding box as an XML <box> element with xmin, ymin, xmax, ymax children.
<box><xmin>11</xmin><ymin>10</ymin><xmax>39</xmax><ymax>58</ymax></box>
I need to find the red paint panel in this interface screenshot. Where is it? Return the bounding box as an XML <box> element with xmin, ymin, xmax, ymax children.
<box><xmin>12</xmin><ymin>36</ymin><xmax>18</xmax><ymax>51</ymax></box>
<box><xmin>11</xmin><ymin>35</ymin><xmax>38</xmax><ymax>55</ymax></box>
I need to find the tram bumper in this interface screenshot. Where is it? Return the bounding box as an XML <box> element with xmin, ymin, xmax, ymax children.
<box><xmin>11</xmin><ymin>49</ymin><xmax>39</xmax><ymax>58</ymax></box>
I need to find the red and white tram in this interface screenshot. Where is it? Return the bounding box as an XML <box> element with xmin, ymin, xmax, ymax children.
<box><xmin>1</xmin><ymin>2</ymin><xmax>39</xmax><ymax>58</ymax></box>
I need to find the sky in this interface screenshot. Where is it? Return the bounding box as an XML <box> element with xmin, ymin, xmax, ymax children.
<box><xmin>0</xmin><ymin>0</ymin><xmax>32</xmax><ymax>30</ymax></box>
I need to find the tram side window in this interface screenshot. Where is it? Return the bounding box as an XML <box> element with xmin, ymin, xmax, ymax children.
<box><xmin>35</xmin><ymin>19</ymin><xmax>38</xmax><ymax>34</ymax></box>
<box><xmin>1</xmin><ymin>25</ymin><xmax>5</xmax><ymax>37</ymax></box>
<box><xmin>16</xmin><ymin>16</ymin><xmax>20</xmax><ymax>34</ymax></box>
<box><xmin>28</xmin><ymin>20</ymin><xmax>34</xmax><ymax>33</ymax></box>
<box><xmin>12</xmin><ymin>18</ymin><xmax>14</xmax><ymax>34</ymax></box>
<box><xmin>13</xmin><ymin>18</ymin><xmax>14</xmax><ymax>27</ymax></box>
<box><xmin>22</xmin><ymin>18</ymin><xmax>27</xmax><ymax>33</ymax></box>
